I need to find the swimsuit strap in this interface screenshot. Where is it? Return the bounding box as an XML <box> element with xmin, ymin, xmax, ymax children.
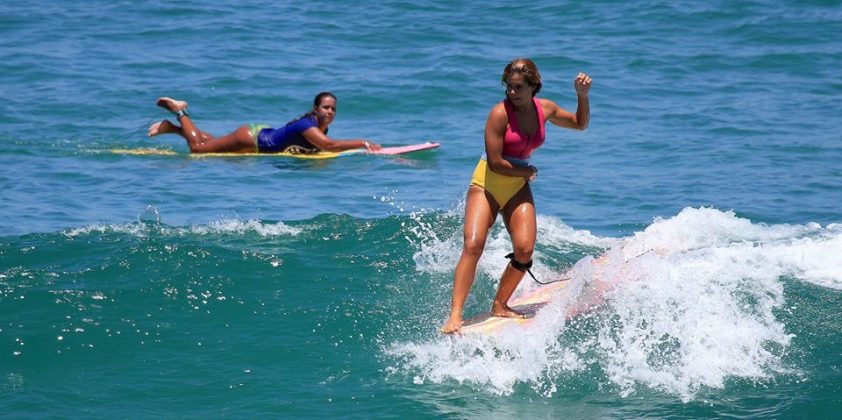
<box><xmin>534</xmin><ymin>97</ymin><xmax>546</xmax><ymax>140</ymax></box>
<box><xmin>503</xmin><ymin>98</ymin><xmax>520</xmax><ymax>134</ymax></box>
<box><xmin>502</xmin><ymin>97</ymin><xmax>545</xmax><ymax>159</ymax></box>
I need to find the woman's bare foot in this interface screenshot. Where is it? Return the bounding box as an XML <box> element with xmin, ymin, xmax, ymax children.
<box><xmin>490</xmin><ymin>304</ymin><xmax>529</xmax><ymax>319</ymax></box>
<box><xmin>148</xmin><ymin>119</ymin><xmax>179</xmax><ymax>137</ymax></box>
<box><xmin>440</xmin><ymin>317</ymin><xmax>463</xmax><ymax>335</ymax></box>
<box><xmin>156</xmin><ymin>97</ymin><xmax>188</xmax><ymax>113</ymax></box>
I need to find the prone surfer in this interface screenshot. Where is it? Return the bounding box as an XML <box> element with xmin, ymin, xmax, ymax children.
<box><xmin>148</xmin><ymin>92</ymin><xmax>381</xmax><ymax>154</ymax></box>
<box><xmin>441</xmin><ymin>58</ymin><xmax>591</xmax><ymax>334</ymax></box>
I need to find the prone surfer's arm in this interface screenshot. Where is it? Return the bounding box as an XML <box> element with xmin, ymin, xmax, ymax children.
<box><xmin>484</xmin><ymin>104</ymin><xmax>536</xmax><ymax>179</ymax></box>
<box><xmin>302</xmin><ymin>128</ymin><xmax>382</xmax><ymax>152</ymax></box>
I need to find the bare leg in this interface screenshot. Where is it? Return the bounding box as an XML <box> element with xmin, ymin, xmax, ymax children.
<box><xmin>154</xmin><ymin>97</ymin><xmax>255</xmax><ymax>153</ymax></box>
<box><xmin>491</xmin><ymin>185</ymin><xmax>536</xmax><ymax>318</ymax></box>
<box><xmin>177</xmin><ymin>117</ymin><xmax>255</xmax><ymax>153</ymax></box>
<box><xmin>441</xmin><ymin>186</ymin><xmax>499</xmax><ymax>334</ymax></box>
<box><xmin>148</xmin><ymin>119</ymin><xmax>215</xmax><ymax>142</ymax></box>
<box><xmin>148</xmin><ymin>119</ymin><xmax>181</xmax><ymax>137</ymax></box>
<box><xmin>156</xmin><ymin>97</ymin><xmax>188</xmax><ymax>112</ymax></box>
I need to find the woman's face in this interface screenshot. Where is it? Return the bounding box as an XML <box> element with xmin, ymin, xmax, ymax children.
<box><xmin>505</xmin><ymin>73</ymin><xmax>535</xmax><ymax>107</ymax></box>
<box><xmin>313</xmin><ymin>96</ymin><xmax>337</xmax><ymax>125</ymax></box>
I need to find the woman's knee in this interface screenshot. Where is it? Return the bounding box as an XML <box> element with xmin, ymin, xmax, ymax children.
<box><xmin>462</xmin><ymin>237</ymin><xmax>486</xmax><ymax>258</ymax></box>
<box><xmin>511</xmin><ymin>243</ymin><xmax>534</xmax><ymax>262</ymax></box>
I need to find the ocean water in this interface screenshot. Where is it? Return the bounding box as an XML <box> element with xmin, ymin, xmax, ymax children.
<box><xmin>1</xmin><ymin>0</ymin><xmax>841</xmax><ymax>417</ymax></box>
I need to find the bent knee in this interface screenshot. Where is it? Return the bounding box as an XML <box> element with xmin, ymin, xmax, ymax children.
<box><xmin>511</xmin><ymin>245</ymin><xmax>534</xmax><ymax>262</ymax></box>
<box><xmin>462</xmin><ymin>239</ymin><xmax>487</xmax><ymax>258</ymax></box>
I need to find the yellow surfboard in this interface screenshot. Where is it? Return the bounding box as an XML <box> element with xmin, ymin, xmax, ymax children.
<box><xmin>110</xmin><ymin>147</ymin><xmax>354</xmax><ymax>159</ymax></box>
<box><xmin>110</xmin><ymin>148</ymin><xmax>179</xmax><ymax>156</ymax></box>
<box><xmin>109</xmin><ymin>142</ymin><xmax>440</xmax><ymax>160</ymax></box>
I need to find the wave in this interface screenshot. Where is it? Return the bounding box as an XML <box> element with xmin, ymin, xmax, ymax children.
<box><xmin>3</xmin><ymin>206</ymin><xmax>839</xmax><ymax>403</ymax></box>
<box><xmin>62</xmin><ymin>217</ymin><xmax>302</xmax><ymax>239</ymax></box>
<box><xmin>388</xmin><ymin>207</ymin><xmax>842</xmax><ymax>401</ymax></box>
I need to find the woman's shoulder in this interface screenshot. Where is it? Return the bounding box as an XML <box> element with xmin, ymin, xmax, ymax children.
<box><xmin>537</xmin><ymin>97</ymin><xmax>561</xmax><ymax>115</ymax></box>
<box><xmin>285</xmin><ymin>113</ymin><xmax>318</xmax><ymax>127</ymax></box>
<box><xmin>537</xmin><ymin>97</ymin><xmax>560</xmax><ymax>109</ymax></box>
<box><xmin>489</xmin><ymin>100</ymin><xmax>508</xmax><ymax>117</ymax></box>
<box><xmin>486</xmin><ymin>101</ymin><xmax>509</xmax><ymax>128</ymax></box>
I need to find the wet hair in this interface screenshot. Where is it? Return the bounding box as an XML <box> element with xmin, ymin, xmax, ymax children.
<box><xmin>501</xmin><ymin>58</ymin><xmax>542</xmax><ymax>96</ymax></box>
<box><xmin>313</xmin><ymin>91</ymin><xmax>337</xmax><ymax>108</ymax></box>
<box><xmin>288</xmin><ymin>92</ymin><xmax>338</xmax><ymax>132</ymax></box>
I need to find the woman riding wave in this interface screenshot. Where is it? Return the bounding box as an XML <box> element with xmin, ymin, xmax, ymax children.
<box><xmin>441</xmin><ymin>58</ymin><xmax>592</xmax><ymax>334</ymax></box>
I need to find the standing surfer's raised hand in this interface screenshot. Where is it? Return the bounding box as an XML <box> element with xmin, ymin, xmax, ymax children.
<box><xmin>574</xmin><ymin>72</ymin><xmax>592</xmax><ymax>96</ymax></box>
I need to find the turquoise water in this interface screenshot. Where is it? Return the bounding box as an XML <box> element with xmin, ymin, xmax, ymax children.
<box><xmin>2</xmin><ymin>0</ymin><xmax>841</xmax><ymax>417</ymax></box>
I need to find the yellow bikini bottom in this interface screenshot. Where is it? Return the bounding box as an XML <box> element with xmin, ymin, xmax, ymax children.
<box><xmin>470</xmin><ymin>158</ymin><xmax>527</xmax><ymax>209</ymax></box>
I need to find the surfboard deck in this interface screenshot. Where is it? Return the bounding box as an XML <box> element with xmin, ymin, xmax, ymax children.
<box><xmin>368</xmin><ymin>142</ymin><xmax>440</xmax><ymax>155</ymax></box>
<box><xmin>459</xmin><ymin>280</ymin><xmax>571</xmax><ymax>335</ymax></box>
<box><xmin>457</xmin><ymin>251</ymin><xmax>628</xmax><ymax>336</ymax></box>
<box><xmin>110</xmin><ymin>141</ymin><xmax>439</xmax><ymax>159</ymax></box>
<box><xmin>110</xmin><ymin>148</ymin><xmax>179</xmax><ymax>156</ymax></box>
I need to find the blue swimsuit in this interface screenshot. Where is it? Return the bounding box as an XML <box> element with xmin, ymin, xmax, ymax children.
<box><xmin>251</xmin><ymin>115</ymin><xmax>320</xmax><ymax>153</ymax></box>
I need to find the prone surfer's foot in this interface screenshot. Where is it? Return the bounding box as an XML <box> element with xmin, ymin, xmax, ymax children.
<box><xmin>490</xmin><ymin>305</ymin><xmax>529</xmax><ymax>319</ymax></box>
<box><xmin>440</xmin><ymin>317</ymin><xmax>463</xmax><ymax>335</ymax></box>
<box><xmin>156</xmin><ymin>97</ymin><xmax>188</xmax><ymax>113</ymax></box>
<box><xmin>148</xmin><ymin>119</ymin><xmax>178</xmax><ymax>137</ymax></box>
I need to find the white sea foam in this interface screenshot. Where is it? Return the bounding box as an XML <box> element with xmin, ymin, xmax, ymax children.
<box><xmin>63</xmin><ymin>218</ymin><xmax>301</xmax><ymax>238</ymax></box>
<box><xmin>412</xmin><ymin>212</ymin><xmax>614</xmax><ymax>279</ymax></box>
<box><xmin>187</xmin><ymin>219</ymin><xmax>301</xmax><ymax>237</ymax></box>
<box><xmin>390</xmin><ymin>207</ymin><xmax>842</xmax><ymax>400</ymax></box>
<box><xmin>64</xmin><ymin>223</ymin><xmax>150</xmax><ymax>237</ymax></box>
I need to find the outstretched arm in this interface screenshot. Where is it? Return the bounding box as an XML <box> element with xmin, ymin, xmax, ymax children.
<box><xmin>302</xmin><ymin>128</ymin><xmax>383</xmax><ymax>152</ymax></box>
<box><xmin>545</xmin><ymin>72</ymin><xmax>591</xmax><ymax>131</ymax></box>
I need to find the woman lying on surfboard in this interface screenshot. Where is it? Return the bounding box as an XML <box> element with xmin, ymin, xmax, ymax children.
<box><xmin>441</xmin><ymin>58</ymin><xmax>591</xmax><ymax>334</ymax></box>
<box><xmin>148</xmin><ymin>92</ymin><xmax>382</xmax><ymax>154</ymax></box>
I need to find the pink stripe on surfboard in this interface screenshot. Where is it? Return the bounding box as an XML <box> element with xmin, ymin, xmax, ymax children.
<box><xmin>366</xmin><ymin>142</ymin><xmax>440</xmax><ymax>155</ymax></box>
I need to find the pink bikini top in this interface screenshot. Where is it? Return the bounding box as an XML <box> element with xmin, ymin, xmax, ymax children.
<box><xmin>502</xmin><ymin>97</ymin><xmax>546</xmax><ymax>159</ymax></box>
